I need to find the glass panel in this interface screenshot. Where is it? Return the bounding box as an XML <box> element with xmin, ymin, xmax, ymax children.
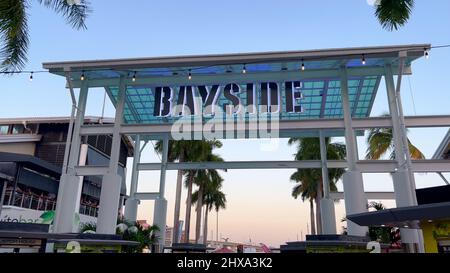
<box><xmin>0</xmin><ymin>125</ymin><xmax>9</xmax><ymax>134</ymax></box>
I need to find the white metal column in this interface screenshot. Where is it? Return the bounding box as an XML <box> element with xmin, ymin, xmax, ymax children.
<box><xmin>124</xmin><ymin>134</ymin><xmax>141</xmax><ymax>222</ymax></box>
<box><xmin>385</xmin><ymin>63</ymin><xmax>421</xmax><ymax>251</ymax></box>
<box><xmin>96</xmin><ymin>76</ymin><xmax>126</xmax><ymax>234</ymax></box>
<box><xmin>340</xmin><ymin>66</ymin><xmax>368</xmax><ymax>236</ymax></box>
<box><xmin>53</xmin><ymin>80</ymin><xmax>88</xmax><ymax>233</ymax></box>
<box><xmin>153</xmin><ymin>135</ymin><xmax>169</xmax><ymax>252</ymax></box>
<box><xmin>319</xmin><ymin>131</ymin><xmax>337</xmax><ymax>234</ymax></box>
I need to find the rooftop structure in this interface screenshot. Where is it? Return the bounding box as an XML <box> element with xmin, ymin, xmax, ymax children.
<box><xmin>42</xmin><ymin>44</ymin><xmax>450</xmax><ymax>253</ymax></box>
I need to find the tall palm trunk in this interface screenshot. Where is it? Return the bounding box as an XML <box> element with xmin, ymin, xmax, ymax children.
<box><xmin>203</xmin><ymin>206</ymin><xmax>209</xmax><ymax>245</ymax></box>
<box><xmin>309</xmin><ymin>198</ymin><xmax>316</xmax><ymax>235</ymax></box>
<box><xmin>195</xmin><ymin>184</ymin><xmax>204</xmax><ymax>243</ymax></box>
<box><xmin>184</xmin><ymin>173</ymin><xmax>194</xmax><ymax>243</ymax></box>
<box><xmin>172</xmin><ymin>154</ymin><xmax>184</xmax><ymax>243</ymax></box>
<box><xmin>315</xmin><ymin>182</ymin><xmax>323</xmax><ymax>235</ymax></box>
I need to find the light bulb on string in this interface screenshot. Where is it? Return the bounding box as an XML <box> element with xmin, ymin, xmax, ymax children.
<box><xmin>301</xmin><ymin>59</ymin><xmax>305</xmax><ymax>71</ymax></box>
<box><xmin>242</xmin><ymin>64</ymin><xmax>247</xmax><ymax>74</ymax></box>
<box><xmin>132</xmin><ymin>71</ymin><xmax>136</xmax><ymax>82</ymax></box>
<box><xmin>424</xmin><ymin>49</ymin><xmax>429</xmax><ymax>59</ymax></box>
<box><xmin>80</xmin><ymin>71</ymin><xmax>85</xmax><ymax>81</ymax></box>
<box><xmin>188</xmin><ymin>70</ymin><xmax>192</xmax><ymax>80</ymax></box>
<box><xmin>29</xmin><ymin>72</ymin><xmax>33</xmax><ymax>81</ymax></box>
<box><xmin>361</xmin><ymin>54</ymin><xmax>366</xmax><ymax>65</ymax></box>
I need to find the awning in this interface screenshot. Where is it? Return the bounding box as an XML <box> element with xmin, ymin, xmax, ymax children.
<box><xmin>347</xmin><ymin>201</ymin><xmax>450</xmax><ymax>228</ymax></box>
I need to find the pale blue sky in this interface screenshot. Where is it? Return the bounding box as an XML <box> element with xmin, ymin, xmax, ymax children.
<box><xmin>1</xmin><ymin>0</ymin><xmax>449</xmax><ymax>246</ymax></box>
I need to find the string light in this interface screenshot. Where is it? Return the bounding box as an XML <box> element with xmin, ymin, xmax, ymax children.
<box><xmin>132</xmin><ymin>71</ymin><xmax>136</xmax><ymax>82</ymax></box>
<box><xmin>242</xmin><ymin>64</ymin><xmax>247</xmax><ymax>74</ymax></box>
<box><xmin>188</xmin><ymin>70</ymin><xmax>192</xmax><ymax>80</ymax></box>
<box><xmin>29</xmin><ymin>72</ymin><xmax>33</xmax><ymax>81</ymax></box>
<box><xmin>1</xmin><ymin>44</ymin><xmax>449</xmax><ymax>80</ymax></box>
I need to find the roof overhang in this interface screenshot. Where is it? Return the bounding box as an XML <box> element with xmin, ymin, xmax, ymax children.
<box><xmin>42</xmin><ymin>44</ymin><xmax>430</xmax><ymax>138</ymax></box>
<box><xmin>347</xmin><ymin>201</ymin><xmax>450</xmax><ymax>228</ymax></box>
<box><xmin>43</xmin><ymin>44</ymin><xmax>429</xmax><ymax>72</ymax></box>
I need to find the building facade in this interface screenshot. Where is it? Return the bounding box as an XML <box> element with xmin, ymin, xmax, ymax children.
<box><xmin>0</xmin><ymin>117</ymin><xmax>133</xmax><ymax>227</ymax></box>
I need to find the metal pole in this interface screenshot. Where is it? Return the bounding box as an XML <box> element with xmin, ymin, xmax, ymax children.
<box><xmin>319</xmin><ymin>131</ymin><xmax>330</xmax><ymax>199</ymax></box>
<box><xmin>385</xmin><ymin>63</ymin><xmax>420</xmax><ymax>253</ymax></box>
<box><xmin>97</xmin><ymin>76</ymin><xmax>126</xmax><ymax>234</ymax></box>
<box><xmin>340</xmin><ymin>67</ymin><xmax>358</xmax><ymax>171</ymax></box>
<box><xmin>394</xmin><ymin>53</ymin><xmax>424</xmax><ymax>253</ymax></box>
<box><xmin>154</xmin><ymin>135</ymin><xmax>169</xmax><ymax>252</ymax></box>
<box><xmin>339</xmin><ymin>66</ymin><xmax>368</xmax><ymax>236</ymax></box>
<box><xmin>62</xmin><ymin>71</ymin><xmax>77</xmax><ymax>175</ymax></box>
<box><xmin>53</xmin><ymin>79</ymin><xmax>88</xmax><ymax>233</ymax></box>
<box><xmin>124</xmin><ymin>134</ymin><xmax>141</xmax><ymax>222</ymax></box>
<box><xmin>437</xmin><ymin>172</ymin><xmax>450</xmax><ymax>185</ymax></box>
<box><xmin>130</xmin><ymin>135</ymin><xmax>141</xmax><ymax>197</ymax></box>
<box><xmin>159</xmin><ymin>136</ymin><xmax>169</xmax><ymax>198</ymax></box>
<box><xmin>319</xmin><ymin>130</ymin><xmax>337</xmax><ymax>234</ymax></box>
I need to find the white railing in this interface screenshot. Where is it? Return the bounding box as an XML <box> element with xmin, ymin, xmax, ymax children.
<box><xmin>3</xmin><ymin>190</ymin><xmax>99</xmax><ymax>217</ymax></box>
<box><xmin>79</xmin><ymin>204</ymin><xmax>99</xmax><ymax>217</ymax></box>
<box><xmin>3</xmin><ymin>191</ymin><xmax>56</xmax><ymax>211</ymax></box>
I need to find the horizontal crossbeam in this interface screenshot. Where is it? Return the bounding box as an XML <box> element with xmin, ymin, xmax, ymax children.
<box><xmin>78</xmin><ymin>115</ymin><xmax>450</xmax><ymax>138</ymax></box>
<box><xmin>134</xmin><ymin>192</ymin><xmax>160</xmax><ymax>200</ymax></box>
<box><xmin>68</xmin><ymin>66</ymin><xmax>411</xmax><ymax>89</ymax></box>
<box><xmin>330</xmin><ymin>191</ymin><xmax>396</xmax><ymax>200</ymax></box>
<box><xmin>73</xmin><ymin>160</ymin><xmax>450</xmax><ymax>176</ymax></box>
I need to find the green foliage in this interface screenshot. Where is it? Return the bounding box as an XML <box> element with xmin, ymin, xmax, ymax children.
<box><xmin>367</xmin><ymin>201</ymin><xmax>391</xmax><ymax>243</ymax></box>
<box><xmin>374</xmin><ymin>0</ymin><xmax>414</xmax><ymax>31</ymax></box>
<box><xmin>289</xmin><ymin>137</ymin><xmax>346</xmax><ymax>202</ymax></box>
<box><xmin>0</xmin><ymin>0</ymin><xmax>90</xmax><ymax>72</ymax></box>
<box><xmin>79</xmin><ymin>219</ymin><xmax>159</xmax><ymax>253</ymax></box>
<box><xmin>365</xmin><ymin>115</ymin><xmax>425</xmax><ymax>160</ymax></box>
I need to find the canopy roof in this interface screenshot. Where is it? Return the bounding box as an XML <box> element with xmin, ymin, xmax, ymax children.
<box><xmin>43</xmin><ymin>44</ymin><xmax>429</xmax><ymax>127</ymax></box>
<box><xmin>347</xmin><ymin>201</ymin><xmax>450</xmax><ymax>228</ymax></box>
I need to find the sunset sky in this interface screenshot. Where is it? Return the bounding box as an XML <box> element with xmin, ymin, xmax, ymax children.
<box><xmin>1</xmin><ymin>1</ymin><xmax>450</xmax><ymax>247</ymax></box>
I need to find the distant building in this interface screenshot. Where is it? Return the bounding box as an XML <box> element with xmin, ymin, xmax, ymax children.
<box><xmin>0</xmin><ymin>117</ymin><xmax>133</xmax><ymax>225</ymax></box>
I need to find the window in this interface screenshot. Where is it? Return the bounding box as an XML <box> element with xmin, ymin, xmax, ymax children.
<box><xmin>0</xmin><ymin>125</ymin><xmax>9</xmax><ymax>134</ymax></box>
<box><xmin>12</xmin><ymin>124</ymin><xmax>25</xmax><ymax>134</ymax></box>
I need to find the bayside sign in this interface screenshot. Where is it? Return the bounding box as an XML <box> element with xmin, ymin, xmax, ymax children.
<box><xmin>153</xmin><ymin>81</ymin><xmax>304</xmax><ymax>117</ymax></box>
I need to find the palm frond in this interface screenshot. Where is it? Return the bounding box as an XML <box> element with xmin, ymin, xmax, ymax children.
<box><xmin>408</xmin><ymin>139</ymin><xmax>425</xmax><ymax>159</ymax></box>
<box><xmin>375</xmin><ymin>0</ymin><xmax>414</xmax><ymax>31</ymax></box>
<box><xmin>365</xmin><ymin>127</ymin><xmax>393</xmax><ymax>159</ymax></box>
<box><xmin>0</xmin><ymin>0</ymin><xmax>29</xmax><ymax>72</ymax></box>
<box><xmin>37</xmin><ymin>0</ymin><xmax>90</xmax><ymax>30</ymax></box>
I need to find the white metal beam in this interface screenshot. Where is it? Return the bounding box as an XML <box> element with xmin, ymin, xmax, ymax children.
<box><xmin>78</xmin><ymin>115</ymin><xmax>450</xmax><ymax>137</ymax></box>
<box><xmin>134</xmin><ymin>192</ymin><xmax>160</xmax><ymax>200</ymax></box>
<box><xmin>67</xmin><ymin>66</ymin><xmax>411</xmax><ymax>88</ymax></box>
<box><xmin>74</xmin><ymin>159</ymin><xmax>450</xmax><ymax>175</ymax></box>
<box><xmin>330</xmin><ymin>191</ymin><xmax>396</xmax><ymax>200</ymax></box>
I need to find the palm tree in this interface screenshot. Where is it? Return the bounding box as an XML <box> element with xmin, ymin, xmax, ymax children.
<box><xmin>373</xmin><ymin>0</ymin><xmax>414</xmax><ymax>31</ymax></box>
<box><xmin>288</xmin><ymin>137</ymin><xmax>346</xmax><ymax>235</ymax></box>
<box><xmin>183</xmin><ymin>139</ymin><xmax>222</xmax><ymax>243</ymax></box>
<box><xmin>154</xmin><ymin>140</ymin><xmax>204</xmax><ymax>244</ymax></box>
<box><xmin>0</xmin><ymin>0</ymin><xmax>90</xmax><ymax>72</ymax></box>
<box><xmin>192</xmin><ymin>169</ymin><xmax>226</xmax><ymax>245</ymax></box>
<box><xmin>365</xmin><ymin>126</ymin><xmax>425</xmax><ymax>160</ymax></box>
<box><xmin>291</xmin><ymin>170</ymin><xmax>317</xmax><ymax>235</ymax></box>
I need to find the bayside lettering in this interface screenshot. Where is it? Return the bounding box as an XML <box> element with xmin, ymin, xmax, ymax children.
<box><xmin>154</xmin><ymin>81</ymin><xmax>303</xmax><ymax>117</ymax></box>
<box><xmin>177</xmin><ymin>257</ymin><xmax>211</xmax><ymax>271</ymax></box>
